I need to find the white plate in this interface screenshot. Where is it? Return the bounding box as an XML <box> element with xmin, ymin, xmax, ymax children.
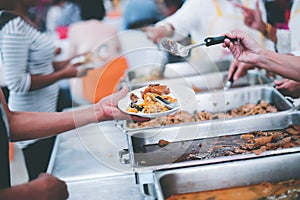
<box><xmin>70</xmin><ymin>55</ymin><xmax>104</xmax><ymax>69</ymax></box>
<box><xmin>118</xmin><ymin>85</ymin><xmax>181</xmax><ymax>118</ymax></box>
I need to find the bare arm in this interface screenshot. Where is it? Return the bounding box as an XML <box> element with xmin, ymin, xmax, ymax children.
<box><xmin>223</xmin><ymin>31</ymin><xmax>300</xmax><ymax>82</ymax></box>
<box><xmin>236</xmin><ymin>0</ymin><xmax>277</xmax><ymax>42</ymax></box>
<box><xmin>257</xmin><ymin>49</ymin><xmax>300</xmax><ymax>82</ymax></box>
<box><xmin>52</xmin><ymin>59</ymin><xmax>71</xmax><ymax>71</ymax></box>
<box><xmin>0</xmin><ymin>87</ymin><xmax>148</xmax><ymax>141</ymax></box>
<box><xmin>0</xmin><ymin>173</ymin><xmax>68</xmax><ymax>200</ymax></box>
<box><xmin>30</xmin><ymin>64</ymin><xmax>78</xmax><ymax>91</ymax></box>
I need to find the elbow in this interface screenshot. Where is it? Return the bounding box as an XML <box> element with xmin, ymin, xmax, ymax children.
<box><xmin>6</xmin><ymin>76</ymin><xmax>31</xmax><ymax>93</ymax></box>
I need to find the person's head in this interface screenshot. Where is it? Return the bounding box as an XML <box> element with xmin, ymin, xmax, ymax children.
<box><xmin>164</xmin><ymin>0</ymin><xmax>183</xmax><ymax>16</ymax></box>
<box><xmin>123</xmin><ymin>0</ymin><xmax>160</xmax><ymax>29</ymax></box>
<box><xmin>18</xmin><ymin>0</ymin><xmax>40</xmax><ymax>9</ymax></box>
<box><xmin>0</xmin><ymin>0</ymin><xmax>18</xmax><ymax>10</ymax></box>
<box><xmin>78</xmin><ymin>0</ymin><xmax>106</xmax><ymax>21</ymax></box>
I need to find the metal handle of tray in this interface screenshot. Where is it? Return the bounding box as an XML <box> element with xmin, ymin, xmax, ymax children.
<box><xmin>119</xmin><ymin>149</ymin><xmax>130</xmax><ymax>164</ymax></box>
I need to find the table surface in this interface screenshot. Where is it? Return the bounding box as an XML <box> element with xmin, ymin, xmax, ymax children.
<box><xmin>48</xmin><ymin>97</ymin><xmax>300</xmax><ymax>200</ymax></box>
<box><xmin>48</xmin><ymin>120</ymin><xmax>148</xmax><ymax>200</ymax></box>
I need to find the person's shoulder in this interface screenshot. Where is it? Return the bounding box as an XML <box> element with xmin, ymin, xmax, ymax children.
<box><xmin>0</xmin><ymin>12</ymin><xmax>19</xmax><ymax>31</ymax></box>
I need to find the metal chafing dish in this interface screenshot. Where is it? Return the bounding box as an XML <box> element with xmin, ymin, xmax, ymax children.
<box><xmin>154</xmin><ymin>153</ymin><xmax>300</xmax><ymax>200</ymax></box>
<box><xmin>119</xmin><ymin>112</ymin><xmax>300</xmax><ymax>199</ymax></box>
<box><xmin>118</xmin><ymin>85</ymin><xmax>294</xmax><ymax>133</ymax></box>
<box><xmin>123</xmin><ymin>60</ymin><xmax>231</xmax><ymax>84</ymax></box>
<box><xmin>121</xmin><ymin>111</ymin><xmax>300</xmax><ymax>171</ymax></box>
<box><xmin>127</xmin><ymin>69</ymin><xmax>273</xmax><ymax>92</ymax></box>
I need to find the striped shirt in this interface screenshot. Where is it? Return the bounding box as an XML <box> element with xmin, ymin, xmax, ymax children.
<box><xmin>0</xmin><ymin>12</ymin><xmax>59</xmax><ymax>148</ymax></box>
<box><xmin>0</xmin><ymin>12</ymin><xmax>58</xmax><ymax>112</ymax></box>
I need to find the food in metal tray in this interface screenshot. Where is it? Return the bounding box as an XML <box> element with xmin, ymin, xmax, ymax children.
<box><xmin>128</xmin><ymin>100</ymin><xmax>278</xmax><ymax>128</ymax></box>
<box><xmin>136</xmin><ymin>124</ymin><xmax>300</xmax><ymax>161</ymax></box>
<box><xmin>166</xmin><ymin>179</ymin><xmax>300</xmax><ymax>200</ymax></box>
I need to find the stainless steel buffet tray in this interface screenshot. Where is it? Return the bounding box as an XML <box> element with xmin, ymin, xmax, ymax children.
<box><xmin>120</xmin><ymin>111</ymin><xmax>300</xmax><ymax>172</ymax></box>
<box><xmin>154</xmin><ymin>152</ymin><xmax>300</xmax><ymax>200</ymax></box>
<box><xmin>123</xmin><ymin>60</ymin><xmax>231</xmax><ymax>84</ymax></box>
<box><xmin>119</xmin><ymin>85</ymin><xmax>294</xmax><ymax>133</ymax></box>
<box><xmin>127</xmin><ymin>69</ymin><xmax>273</xmax><ymax>92</ymax></box>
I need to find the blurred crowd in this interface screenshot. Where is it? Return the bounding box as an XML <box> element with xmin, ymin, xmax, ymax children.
<box><xmin>2</xmin><ymin>0</ymin><xmax>300</xmax><ymax>199</ymax></box>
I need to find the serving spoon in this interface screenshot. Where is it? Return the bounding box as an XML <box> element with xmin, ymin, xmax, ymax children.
<box><xmin>161</xmin><ymin>36</ymin><xmax>238</xmax><ymax>57</ymax></box>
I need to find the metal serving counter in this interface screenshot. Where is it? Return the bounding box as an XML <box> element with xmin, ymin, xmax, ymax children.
<box><xmin>48</xmin><ymin>121</ymin><xmax>145</xmax><ymax>200</ymax></box>
<box><xmin>48</xmin><ymin>111</ymin><xmax>300</xmax><ymax>200</ymax></box>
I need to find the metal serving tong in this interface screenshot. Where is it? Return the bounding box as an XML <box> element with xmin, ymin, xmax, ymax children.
<box><xmin>155</xmin><ymin>96</ymin><xmax>179</xmax><ymax>110</ymax></box>
<box><xmin>161</xmin><ymin>36</ymin><xmax>239</xmax><ymax>57</ymax></box>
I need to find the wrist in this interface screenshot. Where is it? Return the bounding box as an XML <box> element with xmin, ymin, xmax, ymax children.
<box><xmin>160</xmin><ymin>23</ymin><xmax>174</xmax><ymax>37</ymax></box>
<box><xmin>262</xmin><ymin>23</ymin><xmax>272</xmax><ymax>37</ymax></box>
<box><xmin>256</xmin><ymin>48</ymin><xmax>272</xmax><ymax>67</ymax></box>
<box><xmin>56</xmin><ymin>70</ymin><xmax>65</xmax><ymax>80</ymax></box>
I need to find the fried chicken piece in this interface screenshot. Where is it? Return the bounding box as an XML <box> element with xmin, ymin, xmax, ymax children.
<box><xmin>130</xmin><ymin>93</ymin><xmax>139</xmax><ymax>103</ymax></box>
<box><xmin>142</xmin><ymin>84</ymin><xmax>170</xmax><ymax>97</ymax></box>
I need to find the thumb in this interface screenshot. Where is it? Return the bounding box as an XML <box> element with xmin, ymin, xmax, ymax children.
<box><xmin>110</xmin><ymin>86</ymin><xmax>129</xmax><ymax>105</ymax></box>
<box><xmin>255</xmin><ymin>0</ymin><xmax>260</xmax><ymax>11</ymax></box>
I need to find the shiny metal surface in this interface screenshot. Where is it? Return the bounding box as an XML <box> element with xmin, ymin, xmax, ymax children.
<box><xmin>123</xmin><ymin>60</ymin><xmax>232</xmax><ymax>84</ymax></box>
<box><xmin>128</xmin><ymin>69</ymin><xmax>273</xmax><ymax>92</ymax></box>
<box><xmin>160</xmin><ymin>38</ymin><xmax>206</xmax><ymax>57</ymax></box>
<box><xmin>48</xmin><ymin>121</ymin><xmax>146</xmax><ymax>199</ymax></box>
<box><xmin>120</xmin><ymin>85</ymin><xmax>294</xmax><ymax>133</ymax></box>
<box><xmin>124</xmin><ymin>112</ymin><xmax>300</xmax><ymax>172</ymax></box>
<box><xmin>154</xmin><ymin>153</ymin><xmax>300</xmax><ymax>200</ymax></box>
<box><xmin>66</xmin><ymin>175</ymin><xmax>144</xmax><ymax>200</ymax></box>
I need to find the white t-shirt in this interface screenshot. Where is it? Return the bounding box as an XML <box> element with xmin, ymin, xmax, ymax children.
<box><xmin>289</xmin><ymin>0</ymin><xmax>300</xmax><ymax>55</ymax></box>
<box><xmin>156</xmin><ymin>0</ymin><xmax>274</xmax><ymax>64</ymax></box>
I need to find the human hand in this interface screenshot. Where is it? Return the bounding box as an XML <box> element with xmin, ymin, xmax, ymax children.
<box><xmin>223</xmin><ymin>31</ymin><xmax>263</xmax><ymax>65</ymax></box>
<box><xmin>61</xmin><ymin>62</ymin><xmax>84</xmax><ymax>78</ymax></box>
<box><xmin>235</xmin><ymin>0</ymin><xmax>265</xmax><ymax>32</ymax></box>
<box><xmin>55</xmin><ymin>47</ymin><xmax>62</xmax><ymax>55</ymax></box>
<box><xmin>94</xmin><ymin>86</ymin><xmax>150</xmax><ymax>122</ymax></box>
<box><xmin>29</xmin><ymin>173</ymin><xmax>68</xmax><ymax>200</ymax></box>
<box><xmin>274</xmin><ymin>78</ymin><xmax>300</xmax><ymax>98</ymax></box>
<box><xmin>228</xmin><ymin>60</ymin><xmax>256</xmax><ymax>81</ymax></box>
<box><xmin>143</xmin><ymin>25</ymin><xmax>174</xmax><ymax>44</ymax></box>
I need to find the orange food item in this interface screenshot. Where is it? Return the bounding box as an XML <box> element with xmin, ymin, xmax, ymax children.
<box><xmin>127</xmin><ymin>84</ymin><xmax>177</xmax><ymax>114</ymax></box>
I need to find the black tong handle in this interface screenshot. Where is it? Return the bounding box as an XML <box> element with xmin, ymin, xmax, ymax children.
<box><xmin>204</xmin><ymin>36</ymin><xmax>238</xmax><ymax>47</ymax></box>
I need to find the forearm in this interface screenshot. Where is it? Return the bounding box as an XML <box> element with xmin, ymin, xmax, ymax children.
<box><xmin>30</xmin><ymin>71</ymin><xmax>65</xmax><ymax>91</ymax></box>
<box><xmin>0</xmin><ymin>183</ymin><xmax>39</xmax><ymax>200</ymax></box>
<box><xmin>257</xmin><ymin>49</ymin><xmax>300</xmax><ymax>82</ymax></box>
<box><xmin>53</xmin><ymin>60</ymin><xmax>70</xmax><ymax>71</ymax></box>
<box><xmin>8</xmin><ymin>106</ymin><xmax>98</xmax><ymax>141</ymax></box>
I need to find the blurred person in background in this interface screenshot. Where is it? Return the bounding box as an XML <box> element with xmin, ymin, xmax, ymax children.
<box><xmin>67</xmin><ymin>0</ymin><xmax>122</xmax><ymax>105</ymax></box>
<box><xmin>157</xmin><ymin>0</ymin><xmax>184</xmax><ymax>18</ymax></box>
<box><xmin>122</xmin><ymin>0</ymin><xmax>162</xmax><ymax>29</ymax></box>
<box><xmin>46</xmin><ymin>0</ymin><xmax>82</xmax><ymax>111</ymax></box>
<box><xmin>68</xmin><ymin>0</ymin><xmax>121</xmax><ymax>58</ymax></box>
<box><xmin>156</xmin><ymin>0</ymin><xmax>185</xmax><ymax>63</ymax></box>
<box><xmin>46</xmin><ymin>0</ymin><xmax>81</xmax><ymax>35</ymax></box>
<box><xmin>28</xmin><ymin>0</ymin><xmax>53</xmax><ymax>32</ymax></box>
<box><xmin>227</xmin><ymin>0</ymin><xmax>300</xmax><ymax>98</ymax></box>
<box><xmin>143</xmin><ymin>0</ymin><xmax>274</xmax><ymax>68</ymax></box>
<box><xmin>0</xmin><ymin>3</ymin><xmax>148</xmax><ymax>199</ymax></box>
<box><xmin>0</xmin><ymin>0</ymin><xmax>87</xmax><ymax>181</ymax></box>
